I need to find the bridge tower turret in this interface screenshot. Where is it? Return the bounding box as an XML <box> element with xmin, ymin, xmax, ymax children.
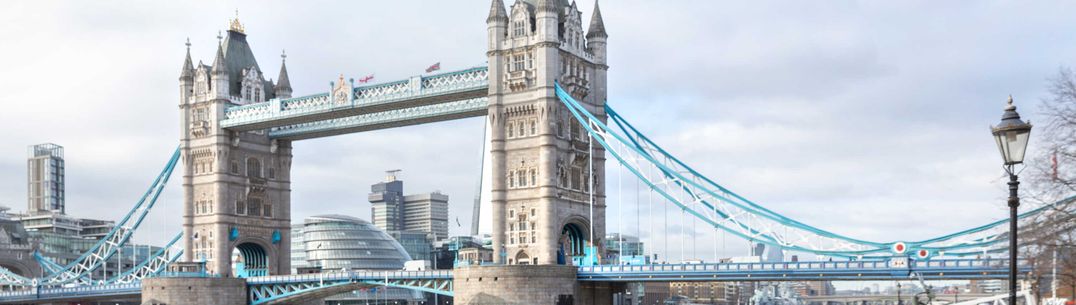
<box><xmin>487</xmin><ymin>0</ymin><xmax>608</xmax><ymax>267</ymax></box>
<box><xmin>179</xmin><ymin>17</ymin><xmax>293</xmax><ymax>278</ymax></box>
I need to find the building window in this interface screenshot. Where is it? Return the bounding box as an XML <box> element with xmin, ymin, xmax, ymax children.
<box><xmin>520</xmin><ymin>222</ymin><xmax>527</xmax><ymax>230</ymax></box>
<box><xmin>530</xmin><ymin>208</ymin><xmax>535</xmax><ymax>217</ymax></box>
<box><xmin>507</xmin><ymin>121</ymin><xmax>514</xmax><ymax>138</ymax></box>
<box><xmin>508</xmin><ymin>172</ymin><xmax>515</xmax><ymax>188</ymax></box>
<box><xmin>268</xmin><ymin>168</ymin><xmax>276</xmax><ymax>179</ymax></box>
<box><xmin>512</xmin><ymin>55</ymin><xmax>525</xmax><ymax>72</ymax></box>
<box><xmin>529</xmin><ymin>120</ymin><xmax>536</xmax><ymax>135</ymax></box>
<box><xmin>509</xmin><ymin>210</ymin><xmax>515</xmax><ymax>218</ymax></box>
<box><xmin>248</xmin><ymin>199</ymin><xmax>261</xmax><ymax>217</ymax></box>
<box><xmin>513</xmin><ymin>20</ymin><xmax>525</xmax><ymax>37</ymax></box>
<box><xmin>531</xmin><ymin>232</ymin><xmax>536</xmax><ymax>243</ymax></box>
<box><xmin>530</xmin><ymin>169</ymin><xmax>537</xmax><ymax>186</ymax></box>
<box><xmin>230</xmin><ymin>160</ymin><xmax>239</xmax><ymax>174</ymax></box>
<box><xmin>246</xmin><ymin>158</ymin><xmax>261</xmax><ymax>178</ymax></box>
<box><xmin>510</xmin><ymin>223</ymin><xmax>515</xmax><ymax>231</ymax></box>
<box><xmin>235</xmin><ymin>200</ymin><xmax>245</xmax><ymax>215</ymax></box>
<box><xmin>518</xmin><ymin>123</ymin><xmax>525</xmax><ymax>138</ymax></box>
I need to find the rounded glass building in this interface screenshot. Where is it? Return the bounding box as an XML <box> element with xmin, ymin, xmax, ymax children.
<box><xmin>291</xmin><ymin>215</ymin><xmax>421</xmax><ymax>304</ymax></box>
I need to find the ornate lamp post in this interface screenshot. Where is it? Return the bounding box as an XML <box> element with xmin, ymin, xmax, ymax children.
<box><xmin>991</xmin><ymin>95</ymin><xmax>1033</xmax><ymax>305</ymax></box>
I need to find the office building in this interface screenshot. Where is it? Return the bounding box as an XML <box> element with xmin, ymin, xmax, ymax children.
<box><xmin>390</xmin><ymin>230</ymin><xmax>432</xmax><ymax>262</ymax></box>
<box><xmin>27</xmin><ymin>143</ymin><xmax>65</xmax><ymax>214</ymax></box>
<box><xmin>369</xmin><ymin>171</ymin><xmax>450</xmax><ymax>242</ymax></box>
<box><xmin>369</xmin><ymin>171</ymin><xmax>405</xmax><ymax>232</ymax></box>
<box><xmin>289</xmin><ymin>215</ymin><xmax>423</xmax><ymax>304</ymax></box>
<box><xmin>402</xmin><ymin>192</ymin><xmax>449</xmax><ymax>241</ymax></box>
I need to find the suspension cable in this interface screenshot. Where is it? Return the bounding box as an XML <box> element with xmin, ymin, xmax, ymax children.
<box><xmin>617</xmin><ymin>158</ymin><xmax>623</xmax><ymax>265</ymax></box>
<box><xmin>588</xmin><ymin>125</ymin><xmax>595</xmax><ymax>259</ymax></box>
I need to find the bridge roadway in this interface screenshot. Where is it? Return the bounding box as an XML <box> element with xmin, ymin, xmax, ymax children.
<box><xmin>0</xmin><ymin>259</ymin><xmax>1025</xmax><ymax>304</ymax></box>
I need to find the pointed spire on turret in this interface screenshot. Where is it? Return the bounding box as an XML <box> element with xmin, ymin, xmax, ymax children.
<box><xmin>487</xmin><ymin>0</ymin><xmax>508</xmax><ymax>24</ymax></box>
<box><xmin>180</xmin><ymin>38</ymin><xmax>194</xmax><ymax>79</ymax></box>
<box><xmin>274</xmin><ymin>49</ymin><xmax>292</xmax><ymax>99</ymax></box>
<box><xmin>586</xmin><ymin>0</ymin><xmax>607</xmax><ymax>39</ymax></box>
<box><xmin>211</xmin><ymin>32</ymin><xmax>227</xmax><ymax>75</ymax></box>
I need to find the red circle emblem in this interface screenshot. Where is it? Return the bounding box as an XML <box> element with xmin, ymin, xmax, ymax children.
<box><xmin>918</xmin><ymin>249</ymin><xmax>929</xmax><ymax>258</ymax></box>
<box><xmin>892</xmin><ymin>242</ymin><xmax>907</xmax><ymax>254</ymax></box>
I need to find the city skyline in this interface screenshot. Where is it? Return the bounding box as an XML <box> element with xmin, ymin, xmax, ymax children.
<box><xmin>1</xmin><ymin>1</ymin><xmax>1074</xmax><ymax>263</ymax></box>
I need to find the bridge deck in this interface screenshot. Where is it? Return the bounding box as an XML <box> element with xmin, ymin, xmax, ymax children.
<box><xmin>576</xmin><ymin>259</ymin><xmax>1024</xmax><ymax>282</ymax></box>
<box><xmin>0</xmin><ymin>259</ymin><xmax>1026</xmax><ymax>304</ymax></box>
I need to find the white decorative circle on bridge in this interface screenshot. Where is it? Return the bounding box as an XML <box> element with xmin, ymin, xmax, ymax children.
<box><xmin>891</xmin><ymin>242</ymin><xmax>907</xmax><ymax>254</ymax></box>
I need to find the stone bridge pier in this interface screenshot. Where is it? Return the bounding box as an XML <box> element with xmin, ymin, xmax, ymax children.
<box><xmin>453</xmin><ymin>265</ymin><xmax>624</xmax><ymax>305</ymax></box>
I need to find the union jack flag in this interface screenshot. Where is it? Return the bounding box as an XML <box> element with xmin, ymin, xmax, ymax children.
<box><xmin>425</xmin><ymin>62</ymin><xmax>441</xmax><ymax>73</ymax></box>
<box><xmin>358</xmin><ymin>74</ymin><xmax>375</xmax><ymax>83</ymax></box>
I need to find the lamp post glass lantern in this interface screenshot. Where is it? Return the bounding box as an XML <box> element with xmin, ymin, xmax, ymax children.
<box><xmin>990</xmin><ymin>95</ymin><xmax>1031</xmax><ymax>305</ymax></box>
<box><xmin>992</xmin><ymin>96</ymin><xmax>1033</xmax><ymax>166</ymax></box>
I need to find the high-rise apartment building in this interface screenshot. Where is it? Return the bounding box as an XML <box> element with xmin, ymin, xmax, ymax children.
<box><xmin>27</xmin><ymin>143</ymin><xmax>65</xmax><ymax>214</ymax></box>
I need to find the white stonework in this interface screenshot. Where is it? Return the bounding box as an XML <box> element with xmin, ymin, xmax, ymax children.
<box><xmin>179</xmin><ymin>22</ymin><xmax>294</xmax><ymax>276</ymax></box>
<box><xmin>487</xmin><ymin>0</ymin><xmax>609</xmax><ymax>266</ymax></box>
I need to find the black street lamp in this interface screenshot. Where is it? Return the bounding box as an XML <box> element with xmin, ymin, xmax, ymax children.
<box><xmin>991</xmin><ymin>95</ymin><xmax>1033</xmax><ymax>305</ymax></box>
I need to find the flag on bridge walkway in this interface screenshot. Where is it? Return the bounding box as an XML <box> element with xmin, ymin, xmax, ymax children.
<box><xmin>425</xmin><ymin>62</ymin><xmax>441</xmax><ymax>73</ymax></box>
<box><xmin>358</xmin><ymin>74</ymin><xmax>375</xmax><ymax>84</ymax></box>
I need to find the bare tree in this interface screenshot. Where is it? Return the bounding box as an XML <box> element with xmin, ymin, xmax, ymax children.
<box><xmin>1015</xmin><ymin>67</ymin><xmax>1076</xmax><ymax>302</ymax></box>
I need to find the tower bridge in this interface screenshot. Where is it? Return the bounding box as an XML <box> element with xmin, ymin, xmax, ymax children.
<box><xmin>0</xmin><ymin>0</ymin><xmax>1067</xmax><ymax>304</ymax></box>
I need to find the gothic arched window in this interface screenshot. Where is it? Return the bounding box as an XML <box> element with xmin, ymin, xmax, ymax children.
<box><xmin>246</xmin><ymin>158</ymin><xmax>261</xmax><ymax>178</ymax></box>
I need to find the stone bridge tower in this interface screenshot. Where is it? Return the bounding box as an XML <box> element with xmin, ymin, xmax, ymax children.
<box><xmin>178</xmin><ymin>17</ymin><xmax>293</xmax><ymax>277</ymax></box>
<box><xmin>486</xmin><ymin>0</ymin><xmax>609</xmax><ymax>266</ymax></box>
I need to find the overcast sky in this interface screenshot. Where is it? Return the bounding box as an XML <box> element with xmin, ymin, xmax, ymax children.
<box><xmin>1</xmin><ymin>1</ymin><xmax>1073</xmax><ymax>275</ymax></box>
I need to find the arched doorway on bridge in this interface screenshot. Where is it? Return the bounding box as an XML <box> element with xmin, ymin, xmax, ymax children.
<box><xmin>231</xmin><ymin>243</ymin><xmax>267</xmax><ymax>278</ymax></box>
<box><xmin>558</xmin><ymin>223</ymin><xmax>587</xmax><ymax>265</ymax></box>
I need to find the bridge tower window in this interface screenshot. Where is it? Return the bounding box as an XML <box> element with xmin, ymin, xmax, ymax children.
<box><xmin>507</xmin><ymin>122</ymin><xmax>514</xmax><ymax>138</ymax></box>
<box><xmin>512</xmin><ymin>20</ymin><xmax>525</xmax><ymax>37</ymax></box>
<box><xmin>508</xmin><ymin>172</ymin><xmax>515</xmax><ymax>188</ymax></box>
<box><xmin>248</xmin><ymin>198</ymin><xmax>262</xmax><ymax>216</ymax></box>
<box><xmin>235</xmin><ymin>200</ymin><xmax>245</xmax><ymax>215</ymax></box>
<box><xmin>230</xmin><ymin>160</ymin><xmax>239</xmax><ymax>174</ymax></box>
<box><xmin>246</xmin><ymin>158</ymin><xmax>262</xmax><ymax>178</ymax></box>
<box><xmin>512</xmin><ymin>55</ymin><xmax>525</xmax><ymax>72</ymax></box>
<box><xmin>530</xmin><ymin>169</ymin><xmax>537</xmax><ymax>186</ymax></box>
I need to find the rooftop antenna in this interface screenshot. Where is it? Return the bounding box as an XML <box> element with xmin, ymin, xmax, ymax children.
<box><xmin>385</xmin><ymin>169</ymin><xmax>402</xmax><ymax>182</ymax></box>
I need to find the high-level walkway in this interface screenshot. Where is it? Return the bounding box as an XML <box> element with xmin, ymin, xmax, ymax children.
<box><xmin>220</xmin><ymin>67</ymin><xmax>488</xmax><ymax>140</ymax></box>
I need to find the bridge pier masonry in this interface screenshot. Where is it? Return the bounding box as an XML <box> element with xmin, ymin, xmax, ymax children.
<box><xmin>453</xmin><ymin>265</ymin><xmax>625</xmax><ymax>305</ymax></box>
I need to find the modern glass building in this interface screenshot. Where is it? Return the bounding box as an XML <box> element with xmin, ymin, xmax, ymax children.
<box><xmin>604</xmin><ymin>233</ymin><xmax>645</xmax><ymax>256</ymax></box>
<box><xmin>290</xmin><ymin>215</ymin><xmax>423</xmax><ymax>304</ymax></box>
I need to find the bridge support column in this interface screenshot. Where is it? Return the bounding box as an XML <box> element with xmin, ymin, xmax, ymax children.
<box><xmin>454</xmin><ymin>265</ymin><xmax>582</xmax><ymax>305</ymax></box>
<box><xmin>142</xmin><ymin>277</ymin><xmax>247</xmax><ymax>305</ymax></box>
